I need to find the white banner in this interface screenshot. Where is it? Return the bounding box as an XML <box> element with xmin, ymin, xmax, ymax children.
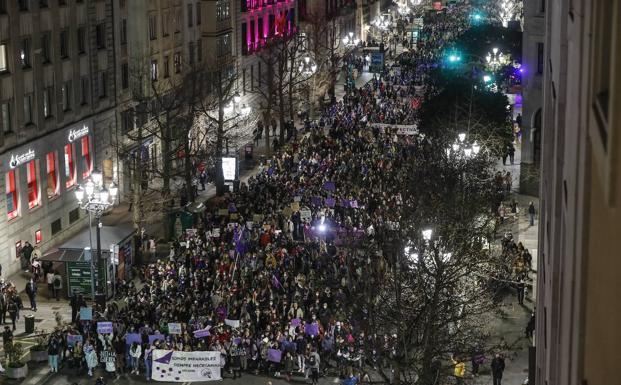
<box><xmin>368</xmin><ymin>123</ymin><xmax>418</xmax><ymax>135</ymax></box>
<box><xmin>152</xmin><ymin>350</ymin><xmax>222</xmax><ymax>382</ymax></box>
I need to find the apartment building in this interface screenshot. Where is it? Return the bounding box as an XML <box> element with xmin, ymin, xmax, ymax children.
<box><xmin>0</xmin><ymin>0</ymin><xmax>117</xmax><ymax>275</ymax></box>
<box><xmin>536</xmin><ymin>0</ymin><xmax>620</xmax><ymax>384</ymax></box>
<box><xmin>519</xmin><ymin>0</ymin><xmax>545</xmax><ymax>194</ymax></box>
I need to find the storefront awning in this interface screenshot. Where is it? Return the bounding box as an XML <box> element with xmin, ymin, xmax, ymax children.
<box><xmin>57</xmin><ymin>224</ymin><xmax>136</xmax><ymax>251</ymax></box>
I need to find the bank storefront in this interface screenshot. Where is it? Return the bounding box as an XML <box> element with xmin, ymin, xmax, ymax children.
<box><xmin>0</xmin><ymin>119</ymin><xmax>111</xmax><ymax>275</ymax></box>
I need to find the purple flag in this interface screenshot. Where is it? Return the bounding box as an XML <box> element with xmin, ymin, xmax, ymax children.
<box><xmin>305</xmin><ymin>322</ymin><xmax>319</xmax><ymax>336</ymax></box>
<box><xmin>291</xmin><ymin>318</ymin><xmax>301</xmax><ymax>327</ymax></box>
<box><xmin>340</xmin><ymin>199</ymin><xmax>350</xmax><ymax>208</ymax></box>
<box><xmin>325</xmin><ymin>197</ymin><xmax>336</xmax><ymax>207</ymax></box>
<box><xmin>125</xmin><ymin>333</ymin><xmax>142</xmax><ymax>345</ymax></box>
<box><xmin>267</xmin><ymin>348</ymin><xmax>282</xmax><ymax>363</ymax></box>
<box><xmin>272</xmin><ymin>274</ymin><xmax>282</xmax><ymax>289</ymax></box>
<box><xmin>311</xmin><ymin>196</ymin><xmax>322</xmax><ymax>206</ymax></box>
<box><xmin>228</xmin><ymin>203</ymin><xmax>237</xmax><ymax>213</ymax></box>
<box><xmin>323</xmin><ymin>181</ymin><xmax>336</xmax><ymax>191</ymax></box>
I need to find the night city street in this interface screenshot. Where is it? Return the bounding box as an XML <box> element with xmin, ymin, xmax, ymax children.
<box><xmin>0</xmin><ymin>0</ymin><xmax>619</xmax><ymax>385</ymax></box>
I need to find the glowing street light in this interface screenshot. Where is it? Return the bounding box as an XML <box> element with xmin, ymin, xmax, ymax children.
<box><xmin>298</xmin><ymin>54</ymin><xmax>318</xmax><ymax>76</ymax></box>
<box><xmin>422</xmin><ymin>228</ymin><xmax>433</xmax><ymax>241</ymax></box>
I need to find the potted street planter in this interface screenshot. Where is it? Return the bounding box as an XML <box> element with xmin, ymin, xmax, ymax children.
<box><xmin>29</xmin><ymin>335</ymin><xmax>48</xmax><ymax>362</ymax></box>
<box><xmin>5</xmin><ymin>342</ymin><xmax>29</xmax><ymax>379</ymax></box>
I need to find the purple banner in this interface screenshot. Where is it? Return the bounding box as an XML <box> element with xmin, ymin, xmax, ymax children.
<box><xmin>148</xmin><ymin>334</ymin><xmax>165</xmax><ymax>345</ymax></box>
<box><xmin>323</xmin><ymin>181</ymin><xmax>336</xmax><ymax>191</ymax></box>
<box><xmin>341</xmin><ymin>199</ymin><xmax>350</xmax><ymax>208</ymax></box>
<box><xmin>325</xmin><ymin>197</ymin><xmax>336</xmax><ymax>207</ymax></box>
<box><xmin>193</xmin><ymin>328</ymin><xmax>211</xmax><ymax>338</ymax></box>
<box><xmin>97</xmin><ymin>322</ymin><xmax>113</xmax><ymax>334</ymax></box>
<box><xmin>67</xmin><ymin>334</ymin><xmax>83</xmax><ymax>347</ymax></box>
<box><xmin>305</xmin><ymin>322</ymin><xmax>319</xmax><ymax>336</ymax></box>
<box><xmin>125</xmin><ymin>333</ymin><xmax>142</xmax><ymax>345</ymax></box>
<box><xmin>291</xmin><ymin>318</ymin><xmax>301</xmax><ymax>327</ymax></box>
<box><xmin>228</xmin><ymin>203</ymin><xmax>237</xmax><ymax>213</ymax></box>
<box><xmin>282</xmin><ymin>340</ymin><xmax>297</xmax><ymax>352</ymax></box>
<box><xmin>267</xmin><ymin>348</ymin><xmax>282</xmax><ymax>363</ymax></box>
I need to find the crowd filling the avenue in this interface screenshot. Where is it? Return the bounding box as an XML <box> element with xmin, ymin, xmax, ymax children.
<box><xmin>0</xmin><ymin>4</ymin><xmax>530</xmax><ymax>385</ymax></box>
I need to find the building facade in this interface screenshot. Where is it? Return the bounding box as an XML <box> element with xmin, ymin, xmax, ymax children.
<box><xmin>536</xmin><ymin>0</ymin><xmax>620</xmax><ymax>384</ymax></box>
<box><xmin>520</xmin><ymin>0</ymin><xmax>544</xmax><ymax>169</ymax></box>
<box><xmin>0</xmin><ymin>0</ymin><xmax>117</xmax><ymax>275</ymax></box>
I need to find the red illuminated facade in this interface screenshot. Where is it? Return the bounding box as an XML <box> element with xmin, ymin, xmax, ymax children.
<box><xmin>240</xmin><ymin>0</ymin><xmax>297</xmax><ymax>55</ymax></box>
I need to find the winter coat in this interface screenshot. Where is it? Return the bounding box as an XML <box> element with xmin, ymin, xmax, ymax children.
<box><xmin>85</xmin><ymin>346</ymin><xmax>98</xmax><ymax>368</ymax></box>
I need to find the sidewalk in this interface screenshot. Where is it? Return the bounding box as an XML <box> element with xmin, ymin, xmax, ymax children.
<box><xmin>473</xmin><ymin>147</ymin><xmax>538</xmax><ymax>385</ymax></box>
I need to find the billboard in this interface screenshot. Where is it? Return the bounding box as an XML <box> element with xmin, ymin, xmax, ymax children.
<box><xmin>221</xmin><ymin>157</ymin><xmax>236</xmax><ymax>181</ymax></box>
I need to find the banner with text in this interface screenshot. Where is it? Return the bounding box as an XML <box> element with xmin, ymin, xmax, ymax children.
<box><xmin>152</xmin><ymin>350</ymin><xmax>221</xmax><ymax>382</ymax></box>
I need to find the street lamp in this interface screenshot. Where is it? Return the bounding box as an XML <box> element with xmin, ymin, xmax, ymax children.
<box><xmin>486</xmin><ymin>48</ymin><xmax>505</xmax><ymax>71</ymax></box>
<box><xmin>75</xmin><ymin>171</ymin><xmax>118</xmax><ymax>302</ymax></box>
<box><xmin>298</xmin><ymin>53</ymin><xmax>318</xmax><ymax>77</ymax></box>
<box><xmin>422</xmin><ymin>228</ymin><xmax>433</xmax><ymax>241</ymax></box>
<box><xmin>342</xmin><ymin>32</ymin><xmax>360</xmax><ymax>48</ymax></box>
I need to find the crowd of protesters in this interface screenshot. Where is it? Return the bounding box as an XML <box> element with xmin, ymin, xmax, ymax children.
<box><xmin>0</xmin><ymin>4</ymin><xmax>531</xmax><ymax>385</ymax></box>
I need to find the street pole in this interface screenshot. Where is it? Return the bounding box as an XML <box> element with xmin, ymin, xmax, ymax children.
<box><xmin>88</xmin><ymin>211</ymin><xmax>95</xmax><ymax>300</ymax></box>
<box><xmin>96</xmin><ymin>217</ymin><xmax>103</xmax><ymax>298</ymax></box>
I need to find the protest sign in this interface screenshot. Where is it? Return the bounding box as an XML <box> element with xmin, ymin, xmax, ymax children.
<box><xmin>67</xmin><ymin>334</ymin><xmax>83</xmax><ymax>347</ymax></box>
<box><xmin>294</xmin><ymin>196</ymin><xmax>302</xmax><ymax>202</ymax></box>
<box><xmin>125</xmin><ymin>333</ymin><xmax>142</xmax><ymax>345</ymax></box>
<box><xmin>291</xmin><ymin>318</ymin><xmax>301</xmax><ymax>327</ymax></box>
<box><xmin>253</xmin><ymin>214</ymin><xmax>263</xmax><ymax>223</ymax></box>
<box><xmin>282</xmin><ymin>207</ymin><xmax>293</xmax><ymax>218</ymax></box>
<box><xmin>217</xmin><ymin>209</ymin><xmax>229</xmax><ymax>216</ymax></box>
<box><xmin>211</xmin><ymin>228</ymin><xmax>220</xmax><ymax>238</ymax></box>
<box><xmin>267</xmin><ymin>348</ymin><xmax>282</xmax><ymax>363</ymax></box>
<box><xmin>305</xmin><ymin>322</ymin><xmax>319</xmax><ymax>336</ymax></box>
<box><xmin>152</xmin><ymin>350</ymin><xmax>222</xmax><ymax>382</ymax></box>
<box><xmin>224</xmin><ymin>319</ymin><xmax>240</xmax><ymax>328</ymax></box>
<box><xmin>100</xmin><ymin>350</ymin><xmax>116</xmax><ymax>363</ymax></box>
<box><xmin>149</xmin><ymin>334</ymin><xmax>166</xmax><ymax>345</ymax></box>
<box><xmin>325</xmin><ymin>197</ymin><xmax>336</xmax><ymax>207</ymax></box>
<box><xmin>291</xmin><ymin>202</ymin><xmax>300</xmax><ymax>212</ymax></box>
<box><xmin>323</xmin><ymin>181</ymin><xmax>336</xmax><ymax>191</ymax></box>
<box><xmin>230</xmin><ymin>213</ymin><xmax>239</xmax><ymax>220</ymax></box>
<box><xmin>193</xmin><ymin>328</ymin><xmax>211</xmax><ymax>338</ymax></box>
<box><xmin>97</xmin><ymin>322</ymin><xmax>113</xmax><ymax>334</ymax></box>
<box><xmin>80</xmin><ymin>307</ymin><xmax>92</xmax><ymax>321</ymax></box>
<box><xmin>168</xmin><ymin>323</ymin><xmax>182</xmax><ymax>334</ymax></box>
<box><xmin>300</xmin><ymin>208</ymin><xmax>312</xmax><ymax>221</ymax></box>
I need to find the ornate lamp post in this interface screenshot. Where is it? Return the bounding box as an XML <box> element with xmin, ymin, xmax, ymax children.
<box><xmin>486</xmin><ymin>48</ymin><xmax>505</xmax><ymax>71</ymax></box>
<box><xmin>75</xmin><ymin>170</ymin><xmax>118</xmax><ymax>301</ymax></box>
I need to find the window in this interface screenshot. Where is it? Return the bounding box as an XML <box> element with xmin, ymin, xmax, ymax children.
<box><xmin>120</xmin><ymin>19</ymin><xmax>127</xmax><ymax>45</ymax></box>
<box><xmin>18</xmin><ymin>0</ymin><xmax>29</xmax><ymax>11</ymax></box>
<box><xmin>81</xmin><ymin>136</ymin><xmax>91</xmax><ymax>179</ymax></box>
<box><xmin>23</xmin><ymin>94</ymin><xmax>32</xmax><ymax>124</ymax></box>
<box><xmin>46</xmin><ymin>151</ymin><xmax>58</xmax><ymax>199</ymax></box>
<box><xmin>537</xmin><ymin>43</ymin><xmax>544</xmax><ymax>74</ymax></box>
<box><xmin>217</xmin><ymin>0</ymin><xmax>230</xmax><ymax>20</ymax></box>
<box><xmin>6</xmin><ymin>170</ymin><xmax>18</xmax><ymax>220</ymax></box>
<box><xmin>187</xmin><ymin>4</ymin><xmax>193</xmax><ymax>27</ymax></box>
<box><xmin>98</xmin><ymin>71</ymin><xmax>107</xmax><ymax>98</ymax></box>
<box><xmin>0</xmin><ymin>43</ymin><xmax>7</xmax><ymax>72</ymax></box>
<box><xmin>121</xmin><ymin>62</ymin><xmax>129</xmax><ymax>89</ymax></box>
<box><xmin>35</xmin><ymin>229</ymin><xmax>42</xmax><ymax>244</ymax></box>
<box><xmin>40</xmin><ymin>0</ymin><xmax>48</xmax><ymax>7</ymax></box>
<box><xmin>96</xmin><ymin>23</ymin><xmax>106</xmax><ymax>49</ymax></box>
<box><xmin>163</xmin><ymin>56</ymin><xmax>170</xmax><ymax>78</ymax></box>
<box><xmin>174</xmin><ymin>52</ymin><xmax>181</xmax><ymax>73</ymax></box>
<box><xmin>217</xmin><ymin>34</ymin><xmax>231</xmax><ymax>57</ymax></box>
<box><xmin>241</xmin><ymin>23</ymin><xmax>248</xmax><ymax>55</ymax></box>
<box><xmin>64</xmin><ymin>143</ymin><xmax>76</xmax><ymax>188</ymax></box>
<box><xmin>51</xmin><ymin>218</ymin><xmax>62</xmax><ymax>236</ymax></box>
<box><xmin>20</xmin><ymin>38</ymin><xmax>31</xmax><ymax>68</ymax></box>
<box><xmin>41</xmin><ymin>33</ymin><xmax>51</xmax><ymax>63</ymax></box>
<box><xmin>59</xmin><ymin>30</ymin><xmax>69</xmax><ymax>58</ymax></box>
<box><xmin>62</xmin><ymin>81</ymin><xmax>71</xmax><ymax>111</ymax></box>
<box><xmin>69</xmin><ymin>208</ymin><xmax>80</xmax><ymax>223</ymax></box>
<box><xmin>162</xmin><ymin>12</ymin><xmax>170</xmax><ymax>37</ymax></box>
<box><xmin>197</xmin><ymin>39</ymin><xmax>202</xmax><ymax>62</ymax></box>
<box><xmin>77</xmin><ymin>27</ymin><xmax>86</xmax><ymax>54</ymax></box>
<box><xmin>242</xmin><ymin>68</ymin><xmax>246</xmax><ymax>94</ymax></box>
<box><xmin>26</xmin><ymin>160</ymin><xmax>39</xmax><ymax>209</ymax></box>
<box><xmin>58</xmin><ymin>0</ymin><xmax>66</xmax><ymax>5</ymax></box>
<box><xmin>540</xmin><ymin>0</ymin><xmax>545</xmax><ymax>12</ymax></box>
<box><xmin>1</xmin><ymin>101</ymin><xmax>10</xmax><ymax>133</ymax></box>
<box><xmin>81</xmin><ymin>76</ymin><xmax>89</xmax><ymax>105</ymax></box>
<box><xmin>175</xmin><ymin>8</ymin><xmax>182</xmax><ymax>33</ymax></box>
<box><xmin>0</xmin><ymin>0</ymin><xmax>6</xmax><ymax>13</ymax></box>
<box><xmin>250</xmin><ymin>64</ymin><xmax>254</xmax><ymax>90</ymax></box>
<box><xmin>149</xmin><ymin>15</ymin><xmax>157</xmax><ymax>40</ymax></box>
<box><xmin>151</xmin><ymin>59</ymin><xmax>158</xmax><ymax>81</ymax></box>
<box><xmin>43</xmin><ymin>87</ymin><xmax>52</xmax><ymax>117</ymax></box>
<box><xmin>121</xmin><ymin>108</ymin><xmax>134</xmax><ymax>133</ymax></box>
<box><xmin>188</xmin><ymin>42</ymin><xmax>195</xmax><ymax>64</ymax></box>
<box><xmin>196</xmin><ymin>3</ymin><xmax>201</xmax><ymax>25</ymax></box>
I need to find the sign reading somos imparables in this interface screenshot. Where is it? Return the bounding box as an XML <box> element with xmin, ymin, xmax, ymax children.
<box><xmin>152</xmin><ymin>350</ymin><xmax>221</xmax><ymax>382</ymax></box>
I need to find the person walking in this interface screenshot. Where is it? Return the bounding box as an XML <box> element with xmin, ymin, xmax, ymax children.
<box><xmin>47</xmin><ymin>334</ymin><xmax>61</xmax><ymax>373</ymax></box>
<box><xmin>84</xmin><ymin>339</ymin><xmax>98</xmax><ymax>377</ymax></box>
<box><xmin>308</xmin><ymin>347</ymin><xmax>321</xmax><ymax>385</ymax></box>
<box><xmin>452</xmin><ymin>355</ymin><xmax>466</xmax><ymax>385</ymax></box>
<box><xmin>70</xmin><ymin>292</ymin><xmax>86</xmax><ymax>323</ymax></box>
<box><xmin>46</xmin><ymin>270</ymin><xmax>55</xmax><ymax>299</ymax></box>
<box><xmin>508</xmin><ymin>143</ymin><xmax>515</xmax><ymax>165</ymax></box>
<box><xmin>528</xmin><ymin>202</ymin><xmax>536</xmax><ymax>226</ymax></box>
<box><xmin>516</xmin><ymin>276</ymin><xmax>526</xmax><ymax>305</ymax></box>
<box><xmin>53</xmin><ymin>271</ymin><xmax>62</xmax><ymax>301</ymax></box>
<box><xmin>25</xmin><ymin>278</ymin><xmax>37</xmax><ymax>311</ymax></box>
<box><xmin>130</xmin><ymin>341</ymin><xmax>142</xmax><ymax>374</ymax></box>
<box><xmin>491</xmin><ymin>353</ymin><xmax>505</xmax><ymax>385</ymax></box>
<box><xmin>7</xmin><ymin>297</ymin><xmax>18</xmax><ymax>330</ymax></box>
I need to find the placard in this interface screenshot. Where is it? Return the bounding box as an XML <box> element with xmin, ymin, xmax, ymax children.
<box><xmin>253</xmin><ymin>214</ymin><xmax>264</xmax><ymax>223</ymax></box>
<box><xmin>193</xmin><ymin>328</ymin><xmax>211</xmax><ymax>338</ymax></box>
<box><xmin>217</xmin><ymin>209</ymin><xmax>229</xmax><ymax>216</ymax></box>
<box><xmin>149</xmin><ymin>334</ymin><xmax>166</xmax><ymax>345</ymax></box>
<box><xmin>300</xmin><ymin>209</ymin><xmax>312</xmax><ymax>221</ymax></box>
<box><xmin>282</xmin><ymin>207</ymin><xmax>293</xmax><ymax>218</ymax></box>
<box><xmin>125</xmin><ymin>333</ymin><xmax>142</xmax><ymax>345</ymax></box>
<box><xmin>290</xmin><ymin>202</ymin><xmax>300</xmax><ymax>212</ymax></box>
<box><xmin>67</xmin><ymin>334</ymin><xmax>83</xmax><ymax>347</ymax></box>
<box><xmin>80</xmin><ymin>307</ymin><xmax>93</xmax><ymax>321</ymax></box>
<box><xmin>267</xmin><ymin>348</ymin><xmax>282</xmax><ymax>363</ymax></box>
<box><xmin>152</xmin><ymin>350</ymin><xmax>222</xmax><ymax>382</ymax></box>
<box><xmin>168</xmin><ymin>323</ymin><xmax>182</xmax><ymax>335</ymax></box>
<box><xmin>224</xmin><ymin>319</ymin><xmax>240</xmax><ymax>328</ymax></box>
<box><xmin>211</xmin><ymin>228</ymin><xmax>220</xmax><ymax>238</ymax></box>
<box><xmin>97</xmin><ymin>322</ymin><xmax>113</xmax><ymax>334</ymax></box>
<box><xmin>100</xmin><ymin>350</ymin><xmax>116</xmax><ymax>363</ymax></box>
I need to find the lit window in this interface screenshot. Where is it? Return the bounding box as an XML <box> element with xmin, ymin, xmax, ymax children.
<box><xmin>64</xmin><ymin>143</ymin><xmax>76</xmax><ymax>188</ymax></box>
<box><xmin>6</xmin><ymin>170</ymin><xmax>19</xmax><ymax>220</ymax></box>
<box><xmin>0</xmin><ymin>43</ymin><xmax>8</xmax><ymax>72</ymax></box>
<box><xmin>35</xmin><ymin>229</ymin><xmax>42</xmax><ymax>244</ymax></box>
<box><xmin>46</xmin><ymin>152</ymin><xmax>59</xmax><ymax>199</ymax></box>
<box><xmin>81</xmin><ymin>136</ymin><xmax>92</xmax><ymax>179</ymax></box>
<box><xmin>26</xmin><ymin>160</ymin><xmax>39</xmax><ymax>209</ymax></box>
